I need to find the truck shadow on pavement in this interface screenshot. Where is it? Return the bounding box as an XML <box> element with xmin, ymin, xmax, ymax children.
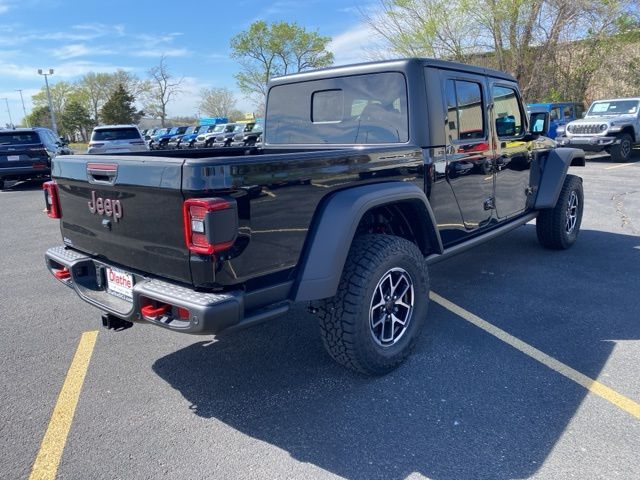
<box><xmin>153</xmin><ymin>227</ymin><xmax>639</xmax><ymax>480</ymax></box>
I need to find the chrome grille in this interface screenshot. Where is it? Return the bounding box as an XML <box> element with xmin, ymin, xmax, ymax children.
<box><xmin>568</xmin><ymin>123</ymin><xmax>607</xmax><ymax>135</ymax></box>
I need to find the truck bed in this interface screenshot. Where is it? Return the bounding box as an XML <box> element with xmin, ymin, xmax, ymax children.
<box><xmin>52</xmin><ymin>145</ymin><xmax>425</xmax><ymax>290</ymax></box>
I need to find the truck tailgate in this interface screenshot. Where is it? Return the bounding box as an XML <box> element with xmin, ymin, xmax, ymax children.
<box><xmin>53</xmin><ymin>155</ymin><xmax>191</xmax><ymax>284</ymax></box>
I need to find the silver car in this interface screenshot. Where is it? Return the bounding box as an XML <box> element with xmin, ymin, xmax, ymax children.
<box><xmin>87</xmin><ymin>125</ymin><xmax>149</xmax><ymax>154</ymax></box>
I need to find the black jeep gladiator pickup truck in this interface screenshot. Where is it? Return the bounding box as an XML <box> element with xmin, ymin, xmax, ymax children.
<box><xmin>44</xmin><ymin>58</ymin><xmax>585</xmax><ymax>375</ymax></box>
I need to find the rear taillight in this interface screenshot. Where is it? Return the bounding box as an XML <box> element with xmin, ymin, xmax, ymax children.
<box><xmin>43</xmin><ymin>181</ymin><xmax>61</xmax><ymax>219</ymax></box>
<box><xmin>183</xmin><ymin>198</ymin><xmax>236</xmax><ymax>255</ymax></box>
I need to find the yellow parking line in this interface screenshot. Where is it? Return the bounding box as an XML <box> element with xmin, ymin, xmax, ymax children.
<box><xmin>430</xmin><ymin>293</ymin><xmax>640</xmax><ymax>419</ymax></box>
<box><xmin>29</xmin><ymin>331</ymin><xmax>99</xmax><ymax>480</ymax></box>
<box><xmin>605</xmin><ymin>162</ymin><xmax>638</xmax><ymax>170</ymax></box>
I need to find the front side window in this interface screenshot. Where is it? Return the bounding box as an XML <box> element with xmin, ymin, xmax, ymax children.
<box><xmin>266</xmin><ymin>71</ymin><xmax>408</xmax><ymax>144</ymax></box>
<box><xmin>492</xmin><ymin>86</ymin><xmax>524</xmax><ymax>138</ymax></box>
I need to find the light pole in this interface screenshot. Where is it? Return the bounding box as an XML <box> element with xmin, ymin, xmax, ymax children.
<box><xmin>15</xmin><ymin>89</ymin><xmax>29</xmax><ymax>127</ymax></box>
<box><xmin>37</xmin><ymin>68</ymin><xmax>58</xmax><ymax>135</ymax></box>
<box><xmin>2</xmin><ymin>98</ymin><xmax>13</xmax><ymax>128</ymax></box>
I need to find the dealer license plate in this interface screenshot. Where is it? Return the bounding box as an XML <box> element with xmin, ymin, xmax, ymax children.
<box><xmin>106</xmin><ymin>267</ymin><xmax>134</xmax><ymax>302</ymax></box>
<box><xmin>7</xmin><ymin>155</ymin><xmax>19</xmax><ymax>161</ymax></box>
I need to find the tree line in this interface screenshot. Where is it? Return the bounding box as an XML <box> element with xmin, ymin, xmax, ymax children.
<box><xmin>362</xmin><ymin>0</ymin><xmax>640</xmax><ymax>103</ymax></box>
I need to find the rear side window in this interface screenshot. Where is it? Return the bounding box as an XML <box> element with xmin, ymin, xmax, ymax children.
<box><xmin>492</xmin><ymin>86</ymin><xmax>524</xmax><ymax>138</ymax></box>
<box><xmin>92</xmin><ymin>128</ymin><xmax>141</xmax><ymax>141</ymax></box>
<box><xmin>563</xmin><ymin>105</ymin><xmax>574</xmax><ymax>119</ymax></box>
<box><xmin>266</xmin><ymin>71</ymin><xmax>408</xmax><ymax>144</ymax></box>
<box><xmin>0</xmin><ymin>131</ymin><xmax>41</xmax><ymax>145</ymax></box>
<box><xmin>444</xmin><ymin>79</ymin><xmax>485</xmax><ymax>142</ymax></box>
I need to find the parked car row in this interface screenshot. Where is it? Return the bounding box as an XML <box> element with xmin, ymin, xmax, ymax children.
<box><xmin>527</xmin><ymin>98</ymin><xmax>639</xmax><ymax>162</ymax></box>
<box><xmin>141</xmin><ymin>122</ymin><xmax>263</xmax><ymax>149</ymax></box>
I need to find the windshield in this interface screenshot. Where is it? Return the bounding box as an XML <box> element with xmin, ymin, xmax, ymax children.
<box><xmin>185</xmin><ymin>126</ymin><xmax>195</xmax><ymax>134</ymax></box>
<box><xmin>0</xmin><ymin>131</ymin><xmax>41</xmax><ymax>145</ymax></box>
<box><xmin>155</xmin><ymin>128</ymin><xmax>168</xmax><ymax>136</ymax></box>
<box><xmin>588</xmin><ymin>100</ymin><xmax>639</xmax><ymax>116</ymax></box>
<box><xmin>224</xmin><ymin>124</ymin><xmax>236</xmax><ymax>133</ymax></box>
<box><xmin>233</xmin><ymin>125</ymin><xmax>244</xmax><ymax>132</ymax></box>
<box><xmin>210</xmin><ymin>125</ymin><xmax>225</xmax><ymax>133</ymax></box>
<box><xmin>266</xmin><ymin>71</ymin><xmax>408</xmax><ymax>144</ymax></box>
<box><xmin>92</xmin><ymin>128</ymin><xmax>141</xmax><ymax>141</ymax></box>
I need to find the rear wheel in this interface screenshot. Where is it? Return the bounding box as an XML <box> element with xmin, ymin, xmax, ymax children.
<box><xmin>317</xmin><ymin>234</ymin><xmax>430</xmax><ymax>375</ymax></box>
<box><xmin>609</xmin><ymin>133</ymin><xmax>633</xmax><ymax>162</ymax></box>
<box><xmin>536</xmin><ymin>174</ymin><xmax>583</xmax><ymax>249</ymax></box>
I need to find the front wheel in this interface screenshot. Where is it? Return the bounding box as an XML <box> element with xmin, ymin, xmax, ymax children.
<box><xmin>536</xmin><ymin>174</ymin><xmax>584</xmax><ymax>249</ymax></box>
<box><xmin>609</xmin><ymin>133</ymin><xmax>633</xmax><ymax>162</ymax></box>
<box><xmin>317</xmin><ymin>234</ymin><xmax>430</xmax><ymax>375</ymax></box>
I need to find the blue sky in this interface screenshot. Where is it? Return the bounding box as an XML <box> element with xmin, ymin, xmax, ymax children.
<box><xmin>0</xmin><ymin>0</ymin><xmax>378</xmax><ymax>125</ymax></box>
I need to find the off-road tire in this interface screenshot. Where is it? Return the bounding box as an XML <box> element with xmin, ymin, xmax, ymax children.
<box><xmin>536</xmin><ymin>174</ymin><xmax>583</xmax><ymax>250</ymax></box>
<box><xmin>609</xmin><ymin>133</ymin><xmax>633</xmax><ymax>162</ymax></box>
<box><xmin>317</xmin><ymin>234</ymin><xmax>430</xmax><ymax>375</ymax></box>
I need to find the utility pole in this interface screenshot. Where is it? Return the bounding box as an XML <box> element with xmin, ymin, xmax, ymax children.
<box><xmin>37</xmin><ymin>68</ymin><xmax>58</xmax><ymax>135</ymax></box>
<box><xmin>15</xmin><ymin>89</ymin><xmax>29</xmax><ymax>127</ymax></box>
<box><xmin>2</xmin><ymin>97</ymin><xmax>13</xmax><ymax>128</ymax></box>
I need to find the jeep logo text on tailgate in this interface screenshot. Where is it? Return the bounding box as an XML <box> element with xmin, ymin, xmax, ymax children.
<box><xmin>88</xmin><ymin>191</ymin><xmax>122</xmax><ymax>222</ymax></box>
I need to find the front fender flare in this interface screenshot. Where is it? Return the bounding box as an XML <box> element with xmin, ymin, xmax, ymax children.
<box><xmin>535</xmin><ymin>147</ymin><xmax>584</xmax><ymax>209</ymax></box>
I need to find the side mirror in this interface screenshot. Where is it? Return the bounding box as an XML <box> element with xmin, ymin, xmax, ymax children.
<box><xmin>581</xmin><ymin>112</ymin><xmax>586</xmax><ymax>118</ymax></box>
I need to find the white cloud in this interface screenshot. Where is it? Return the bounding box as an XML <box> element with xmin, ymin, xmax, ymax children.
<box><xmin>0</xmin><ymin>5</ymin><xmax>9</xmax><ymax>14</ymax></box>
<box><xmin>132</xmin><ymin>48</ymin><xmax>190</xmax><ymax>58</ymax></box>
<box><xmin>329</xmin><ymin>23</ymin><xmax>380</xmax><ymax>66</ymax></box>
<box><xmin>0</xmin><ymin>60</ymin><xmax>136</xmax><ymax>79</ymax></box>
<box><xmin>53</xmin><ymin>43</ymin><xmax>116</xmax><ymax>59</ymax></box>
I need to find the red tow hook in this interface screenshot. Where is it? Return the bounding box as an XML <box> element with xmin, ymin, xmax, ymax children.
<box><xmin>54</xmin><ymin>268</ymin><xmax>71</xmax><ymax>280</ymax></box>
<box><xmin>141</xmin><ymin>304</ymin><xmax>170</xmax><ymax>319</ymax></box>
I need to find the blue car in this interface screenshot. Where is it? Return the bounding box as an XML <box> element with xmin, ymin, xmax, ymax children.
<box><xmin>527</xmin><ymin>102</ymin><xmax>585</xmax><ymax>139</ymax></box>
<box><xmin>149</xmin><ymin>126</ymin><xmax>189</xmax><ymax>150</ymax></box>
<box><xmin>171</xmin><ymin>125</ymin><xmax>209</xmax><ymax>149</ymax></box>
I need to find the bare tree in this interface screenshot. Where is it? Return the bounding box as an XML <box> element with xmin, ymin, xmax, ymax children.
<box><xmin>361</xmin><ymin>0</ymin><xmax>639</xmax><ymax>102</ymax></box>
<box><xmin>143</xmin><ymin>56</ymin><xmax>183</xmax><ymax>126</ymax></box>
<box><xmin>199</xmin><ymin>87</ymin><xmax>237</xmax><ymax>118</ymax></box>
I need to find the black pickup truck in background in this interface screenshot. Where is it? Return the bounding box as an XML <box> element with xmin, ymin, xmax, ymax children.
<box><xmin>44</xmin><ymin>58</ymin><xmax>585</xmax><ymax>375</ymax></box>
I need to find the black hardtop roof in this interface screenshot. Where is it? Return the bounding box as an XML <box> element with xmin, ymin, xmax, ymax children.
<box><xmin>268</xmin><ymin>58</ymin><xmax>516</xmax><ymax>86</ymax></box>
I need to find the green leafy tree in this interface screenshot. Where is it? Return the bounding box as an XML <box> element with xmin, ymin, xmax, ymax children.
<box><xmin>25</xmin><ymin>106</ymin><xmax>52</xmax><ymax>129</ymax></box>
<box><xmin>60</xmin><ymin>100</ymin><xmax>94</xmax><ymax>141</ymax></box>
<box><xmin>230</xmin><ymin>21</ymin><xmax>334</xmax><ymax>101</ymax></box>
<box><xmin>100</xmin><ymin>84</ymin><xmax>143</xmax><ymax>125</ymax></box>
<box><xmin>32</xmin><ymin>81</ymin><xmax>75</xmax><ymax>119</ymax></box>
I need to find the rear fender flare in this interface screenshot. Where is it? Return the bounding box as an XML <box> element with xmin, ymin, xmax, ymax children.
<box><xmin>294</xmin><ymin>182</ymin><xmax>442</xmax><ymax>302</ymax></box>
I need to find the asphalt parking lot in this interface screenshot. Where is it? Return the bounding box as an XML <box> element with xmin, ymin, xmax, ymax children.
<box><xmin>1</xmin><ymin>154</ymin><xmax>639</xmax><ymax>480</ymax></box>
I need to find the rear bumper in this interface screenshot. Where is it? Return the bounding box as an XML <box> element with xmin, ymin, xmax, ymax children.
<box><xmin>556</xmin><ymin>135</ymin><xmax>619</xmax><ymax>151</ymax></box>
<box><xmin>45</xmin><ymin>245</ymin><xmax>245</xmax><ymax>335</ymax></box>
<box><xmin>0</xmin><ymin>165</ymin><xmax>50</xmax><ymax>179</ymax></box>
